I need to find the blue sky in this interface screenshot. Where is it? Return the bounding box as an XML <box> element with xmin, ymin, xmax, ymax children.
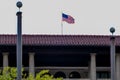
<box><xmin>0</xmin><ymin>0</ymin><xmax>120</xmax><ymax>35</ymax></box>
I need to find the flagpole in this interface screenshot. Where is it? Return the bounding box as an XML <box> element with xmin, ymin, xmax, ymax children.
<box><xmin>61</xmin><ymin>20</ymin><xmax>63</xmax><ymax>35</ymax></box>
<box><xmin>61</xmin><ymin>12</ymin><xmax>63</xmax><ymax>35</ymax></box>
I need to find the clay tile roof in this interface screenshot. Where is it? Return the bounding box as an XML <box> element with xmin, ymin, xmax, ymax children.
<box><xmin>0</xmin><ymin>34</ymin><xmax>120</xmax><ymax>46</ymax></box>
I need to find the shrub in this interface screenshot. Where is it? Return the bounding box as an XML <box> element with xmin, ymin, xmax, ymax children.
<box><xmin>0</xmin><ymin>67</ymin><xmax>63</xmax><ymax>80</ymax></box>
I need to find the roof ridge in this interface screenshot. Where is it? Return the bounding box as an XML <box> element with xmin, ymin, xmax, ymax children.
<box><xmin>0</xmin><ymin>34</ymin><xmax>119</xmax><ymax>37</ymax></box>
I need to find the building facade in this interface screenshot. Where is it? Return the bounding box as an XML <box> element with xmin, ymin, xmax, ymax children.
<box><xmin>0</xmin><ymin>34</ymin><xmax>120</xmax><ymax>80</ymax></box>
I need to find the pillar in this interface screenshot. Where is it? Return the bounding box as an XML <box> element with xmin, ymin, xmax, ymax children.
<box><xmin>116</xmin><ymin>54</ymin><xmax>120</xmax><ymax>80</ymax></box>
<box><xmin>90</xmin><ymin>53</ymin><xmax>96</xmax><ymax>80</ymax></box>
<box><xmin>29</xmin><ymin>52</ymin><xmax>35</xmax><ymax>77</ymax></box>
<box><xmin>2</xmin><ymin>52</ymin><xmax>9</xmax><ymax>68</ymax></box>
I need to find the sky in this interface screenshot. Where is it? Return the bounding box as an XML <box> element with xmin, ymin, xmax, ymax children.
<box><xmin>0</xmin><ymin>0</ymin><xmax>120</xmax><ymax>35</ymax></box>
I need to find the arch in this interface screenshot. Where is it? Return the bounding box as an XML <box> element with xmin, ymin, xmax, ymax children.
<box><xmin>69</xmin><ymin>71</ymin><xmax>81</xmax><ymax>78</ymax></box>
<box><xmin>54</xmin><ymin>71</ymin><xmax>66</xmax><ymax>78</ymax></box>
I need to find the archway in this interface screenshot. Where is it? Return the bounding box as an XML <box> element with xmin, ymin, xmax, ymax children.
<box><xmin>54</xmin><ymin>71</ymin><xmax>66</xmax><ymax>78</ymax></box>
<box><xmin>69</xmin><ymin>71</ymin><xmax>81</xmax><ymax>78</ymax></box>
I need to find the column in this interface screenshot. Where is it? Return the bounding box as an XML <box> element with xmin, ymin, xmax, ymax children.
<box><xmin>29</xmin><ymin>52</ymin><xmax>35</xmax><ymax>77</ymax></box>
<box><xmin>2</xmin><ymin>52</ymin><xmax>9</xmax><ymax>68</ymax></box>
<box><xmin>90</xmin><ymin>53</ymin><xmax>96</xmax><ymax>80</ymax></box>
<box><xmin>116</xmin><ymin>54</ymin><xmax>120</xmax><ymax>80</ymax></box>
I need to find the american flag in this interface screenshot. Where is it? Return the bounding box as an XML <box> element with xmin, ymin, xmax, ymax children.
<box><xmin>62</xmin><ymin>13</ymin><xmax>75</xmax><ymax>24</ymax></box>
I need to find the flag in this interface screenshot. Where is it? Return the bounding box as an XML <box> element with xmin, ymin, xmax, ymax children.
<box><xmin>62</xmin><ymin>13</ymin><xmax>75</xmax><ymax>24</ymax></box>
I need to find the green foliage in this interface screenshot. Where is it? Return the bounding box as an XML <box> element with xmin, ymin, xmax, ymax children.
<box><xmin>0</xmin><ymin>67</ymin><xmax>16</xmax><ymax>80</ymax></box>
<box><xmin>0</xmin><ymin>67</ymin><xmax>63</xmax><ymax>80</ymax></box>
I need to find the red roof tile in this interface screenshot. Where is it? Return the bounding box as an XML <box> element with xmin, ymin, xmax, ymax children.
<box><xmin>0</xmin><ymin>34</ymin><xmax>120</xmax><ymax>46</ymax></box>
